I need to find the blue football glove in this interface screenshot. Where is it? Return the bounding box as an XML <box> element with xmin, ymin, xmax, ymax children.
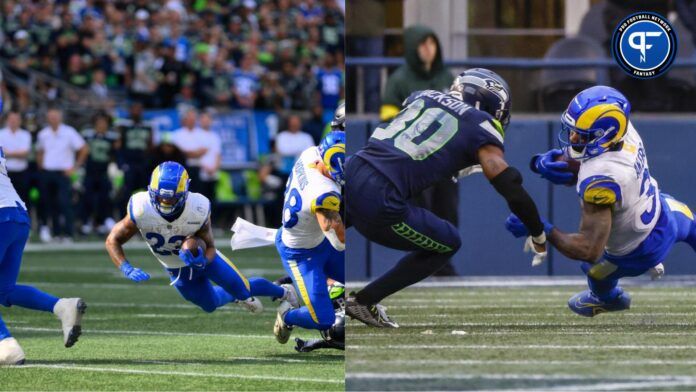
<box><xmin>531</xmin><ymin>149</ymin><xmax>574</xmax><ymax>185</ymax></box>
<box><xmin>179</xmin><ymin>247</ymin><xmax>208</xmax><ymax>270</ymax></box>
<box><xmin>120</xmin><ymin>261</ymin><xmax>150</xmax><ymax>282</ymax></box>
<box><xmin>505</xmin><ymin>213</ymin><xmax>554</xmax><ymax>238</ymax></box>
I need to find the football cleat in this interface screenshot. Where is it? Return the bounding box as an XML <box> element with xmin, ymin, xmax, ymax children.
<box><xmin>568</xmin><ymin>289</ymin><xmax>631</xmax><ymax>317</ymax></box>
<box><xmin>374</xmin><ymin>304</ymin><xmax>399</xmax><ymax>328</ymax></box>
<box><xmin>53</xmin><ymin>298</ymin><xmax>87</xmax><ymax>347</ymax></box>
<box><xmin>274</xmin><ymin>300</ymin><xmax>293</xmax><ymax>344</ymax></box>
<box><xmin>280</xmin><ymin>284</ymin><xmax>299</xmax><ymax>308</ymax></box>
<box><xmin>237</xmin><ymin>297</ymin><xmax>263</xmax><ymax>313</ymax></box>
<box><xmin>345</xmin><ymin>293</ymin><xmax>398</xmax><ymax>328</ymax></box>
<box><xmin>0</xmin><ymin>338</ymin><xmax>25</xmax><ymax>365</ymax></box>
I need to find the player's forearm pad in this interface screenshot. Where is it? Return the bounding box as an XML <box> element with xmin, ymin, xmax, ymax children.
<box><xmin>490</xmin><ymin>166</ymin><xmax>544</xmax><ymax>237</ymax></box>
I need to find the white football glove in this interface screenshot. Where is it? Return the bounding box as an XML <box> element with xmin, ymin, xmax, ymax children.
<box><xmin>524</xmin><ymin>235</ymin><xmax>548</xmax><ymax>267</ymax></box>
<box><xmin>649</xmin><ymin>263</ymin><xmax>665</xmax><ymax>280</ymax></box>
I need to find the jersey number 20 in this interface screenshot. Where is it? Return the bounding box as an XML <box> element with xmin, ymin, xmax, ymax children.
<box><xmin>372</xmin><ymin>98</ymin><xmax>458</xmax><ymax>160</ymax></box>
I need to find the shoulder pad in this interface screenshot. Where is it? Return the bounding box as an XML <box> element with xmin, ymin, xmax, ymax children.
<box><xmin>578</xmin><ymin>175</ymin><xmax>622</xmax><ymax>205</ymax></box>
<box><xmin>128</xmin><ymin>192</ymin><xmax>149</xmax><ymax>225</ymax></box>
<box><xmin>187</xmin><ymin>193</ymin><xmax>211</xmax><ymax>220</ymax></box>
<box><xmin>311</xmin><ymin>191</ymin><xmax>341</xmax><ymax>214</ymax></box>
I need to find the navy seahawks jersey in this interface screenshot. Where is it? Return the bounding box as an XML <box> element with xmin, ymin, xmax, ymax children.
<box><xmin>356</xmin><ymin>90</ymin><xmax>505</xmax><ymax>198</ymax></box>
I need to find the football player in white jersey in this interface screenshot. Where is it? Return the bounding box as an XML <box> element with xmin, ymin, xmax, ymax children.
<box><xmin>272</xmin><ymin>131</ymin><xmax>346</xmax><ymax>344</ymax></box>
<box><xmin>505</xmin><ymin>86</ymin><xmax>696</xmax><ymax>316</ymax></box>
<box><xmin>0</xmin><ymin>145</ymin><xmax>85</xmax><ymax>365</ymax></box>
<box><xmin>105</xmin><ymin>161</ymin><xmax>297</xmax><ymax>314</ymax></box>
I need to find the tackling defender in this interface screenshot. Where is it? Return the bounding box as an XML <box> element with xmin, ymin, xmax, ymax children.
<box><xmin>505</xmin><ymin>85</ymin><xmax>696</xmax><ymax>316</ymax></box>
<box><xmin>272</xmin><ymin>131</ymin><xmax>346</xmax><ymax>344</ymax></box>
<box><xmin>345</xmin><ymin>68</ymin><xmax>549</xmax><ymax>327</ymax></box>
<box><xmin>105</xmin><ymin>161</ymin><xmax>297</xmax><ymax>314</ymax></box>
<box><xmin>0</xmin><ymin>146</ymin><xmax>85</xmax><ymax>365</ymax></box>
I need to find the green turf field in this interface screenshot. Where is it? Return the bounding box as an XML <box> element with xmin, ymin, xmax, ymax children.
<box><xmin>0</xmin><ymin>245</ymin><xmax>344</xmax><ymax>391</ymax></box>
<box><xmin>346</xmin><ymin>284</ymin><xmax>696</xmax><ymax>391</ymax></box>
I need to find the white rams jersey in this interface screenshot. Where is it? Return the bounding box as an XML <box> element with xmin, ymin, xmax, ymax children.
<box><xmin>0</xmin><ymin>148</ymin><xmax>26</xmax><ymax>210</ymax></box>
<box><xmin>128</xmin><ymin>191</ymin><xmax>211</xmax><ymax>268</ymax></box>
<box><xmin>576</xmin><ymin>122</ymin><xmax>660</xmax><ymax>256</ymax></box>
<box><xmin>281</xmin><ymin>146</ymin><xmax>341</xmax><ymax>249</ymax></box>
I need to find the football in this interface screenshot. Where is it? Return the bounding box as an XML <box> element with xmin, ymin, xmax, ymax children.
<box><xmin>181</xmin><ymin>236</ymin><xmax>207</xmax><ymax>257</ymax></box>
<box><xmin>554</xmin><ymin>149</ymin><xmax>581</xmax><ymax>183</ymax></box>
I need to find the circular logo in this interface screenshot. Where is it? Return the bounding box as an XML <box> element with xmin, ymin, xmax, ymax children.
<box><xmin>612</xmin><ymin>12</ymin><xmax>677</xmax><ymax>79</ymax></box>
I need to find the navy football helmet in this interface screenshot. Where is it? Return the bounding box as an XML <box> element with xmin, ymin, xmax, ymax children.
<box><xmin>450</xmin><ymin>68</ymin><xmax>512</xmax><ymax>129</ymax></box>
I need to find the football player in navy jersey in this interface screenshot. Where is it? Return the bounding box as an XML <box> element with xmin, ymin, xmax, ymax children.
<box><xmin>345</xmin><ymin>69</ymin><xmax>548</xmax><ymax>327</ymax></box>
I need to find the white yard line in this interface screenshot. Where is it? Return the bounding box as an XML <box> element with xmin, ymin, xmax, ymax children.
<box><xmin>349</xmin><ymin>276</ymin><xmax>696</xmax><ymax>288</ymax></box>
<box><xmin>357</xmin><ymin>331</ymin><xmax>696</xmax><ymax>337</ymax></box>
<box><xmin>12</xmin><ymin>326</ymin><xmax>274</xmax><ymax>339</ymax></box>
<box><xmin>346</xmin><ymin>373</ymin><xmax>696</xmax><ymax>381</ymax></box>
<box><xmin>388</xmin><ymin>312</ymin><xmax>696</xmax><ymax>317</ymax></box>
<box><xmin>476</xmin><ymin>380</ymin><xmax>696</xmax><ymax>392</ymax></box>
<box><xmin>349</xmin><ymin>344</ymin><xmax>696</xmax><ymax>350</ymax></box>
<box><xmin>13</xmin><ymin>364</ymin><xmax>344</xmax><ymax>384</ymax></box>
<box><xmin>349</xmin><ymin>321</ymin><xmax>696</xmax><ymax>328</ymax></box>
<box><xmin>349</xmin><ymin>359</ymin><xmax>696</xmax><ymax>366</ymax></box>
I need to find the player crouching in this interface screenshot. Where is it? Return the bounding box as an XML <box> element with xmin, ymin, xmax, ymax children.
<box><xmin>105</xmin><ymin>161</ymin><xmax>297</xmax><ymax>315</ymax></box>
<box><xmin>273</xmin><ymin>131</ymin><xmax>346</xmax><ymax>344</ymax></box>
<box><xmin>506</xmin><ymin>86</ymin><xmax>696</xmax><ymax>316</ymax></box>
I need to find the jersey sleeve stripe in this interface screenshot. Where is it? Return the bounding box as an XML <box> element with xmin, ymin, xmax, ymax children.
<box><xmin>479</xmin><ymin>120</ymin><xmax>504</xmax><ymax>144</ymax></box>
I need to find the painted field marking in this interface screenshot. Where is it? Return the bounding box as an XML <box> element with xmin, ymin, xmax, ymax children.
<box><xmin>12</xmin><ymin>326</ymin><xmax>274</xmax><ymax>339</ymax></box>
<box><xmin>349</xmin><ymin>344</ymin><xmax>696</xmax><ymax>350</ymax></box>
<box><xmin>11</xmin><ymin>364</ymin><xmax>344</xmax><ymax>384</ymax></box>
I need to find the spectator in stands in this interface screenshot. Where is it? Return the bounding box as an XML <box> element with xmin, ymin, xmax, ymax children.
<box><xmin>127</xmin><ymin>37</ymin><xmax>158</xmax><ymax>107</ymax></box>
<box><xmin>172</xmin><ymin>109</ymin><xmax>207</xmax><ymax>193</ymax></box>
<box><xmin>232</xmin><ymin>53</ymin><xmax>260</xmax><ymax>109</ymax></box>
<box><xmin>316</xmin><ymin>51</ymin><xmax>344</xmax><ymax>123</ymax></box>
<box><xmin>0</xmin><ymin>112</ymin><xmax>32</xmax><ymax>205</ymax></box>
<box><xmin>156</xmin><ymin>41</ymin><xmax>187</xmax><ymax>108</ymax></box>
<box><xmin>257</xmin><ymin>72</ymin><xmax>287</xmax><ymax>110</ymax></box>
<box><xmin>304</xmin><ymin>104</ymin><xmax>327</xmax><ymax>144</ymax></box>
<box><xmin>90</xmin><ymin>68</ymin><xmax>109</xmax><ymax>99</ymax></box>
<box><xmin>150</xmin><ymin>135</ymin><xmax>187</xmax><ymax>175</ymax></box>
<box><xmin>36</xmin><ymin>108</ymin><xmax>89</xmax><ymax>243</ymax></box>
<box><xmin>380</xmin><ymin>25</ymin><xmax>458</xmax><ymax>276</ymax></box>
<box><xmin>275</xmin><ymin>114</ymin><xmax>315</xmax><ymax>174</ymax></box>
<box><xmin>116</xmin><ymin>102</ymin><xmax>153</xmax><ymax>217</ymax></box>
<box><xmin>197</xmin><ymin>112</ymin><xmax>222</xmax><ymax>206</ymax></box>
<box><xmin>80</xmin><ymin>112</ymin><xmax>119</xmax><ymax>236</ymax></box>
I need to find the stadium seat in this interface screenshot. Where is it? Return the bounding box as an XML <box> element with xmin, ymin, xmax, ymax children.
<box><xmin>536</xmin><ymin>37</ymin><xmax>609</xmax><ymax>112</ymax></box>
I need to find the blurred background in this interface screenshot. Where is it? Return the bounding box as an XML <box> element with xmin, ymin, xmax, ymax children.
<box><xmin>0</xmin><ymin>0</ymin><xmax>345</xmax><ymax>243</ymax></box>
<box><xmin>346</xmin><ymin>0</ymin><xmax>696</xmax><ymax>280</ymax></box>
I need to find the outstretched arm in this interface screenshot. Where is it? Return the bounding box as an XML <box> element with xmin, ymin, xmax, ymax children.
<box><xmin>105</xmin><ymin>215</ymin><xmax>139</xmax><ymax>268</ymax></box>
<box><xmin>478</xmin><ymin>145</ymin><xmax>545</xmax><ymax>244</ymax></box>
<box><xmin>548</xmin><ymin>202</ymin><xmax>612</xmax><ymax>263</ymax></box>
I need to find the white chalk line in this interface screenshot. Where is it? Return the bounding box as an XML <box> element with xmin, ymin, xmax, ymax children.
<box><xmin>12</xmin><ymin>326</ymin><xmax>274</xmax><ymax>339</ymax></box>
<box><xmin>10</xmin><ymin>364</ymin><xmax>343</xmax><ymax>384</ymax></box>
<box><xmin>346</xmin><ymin>372</ymin><xmax>696</xmax><ymax>381</ymax></box>
<box><xmin>349</xmin><ymin>344</ymin><xmax>696</xmax><ymax>350</ymax></box>
<box><xmin>349</xmin><ymin>359</ymin><xmax>696</xmax><ymax>366</ymax></box>
<box><xmin>348</xmin><ymin>321</ymin><xmax>696</xmax><ymax>328</ymax></box>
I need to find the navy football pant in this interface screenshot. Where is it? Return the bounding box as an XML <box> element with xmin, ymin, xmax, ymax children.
<box><xmin>346</xmin><ymin>157</ymin><xmax>461</xmax><ymax>305</ymax></box>
<box><xmin>583</xmin><ymin>196</ymin><xmax>696</xmax><ymax>301</ymax></box>
<box><xmin>0</xmin><ymin>218</ymin><xmax>59</xmax><ymax>339</ymax></box>
<box><xmin>168</xmin><ymin>251</ymin><xmax>284</xmax><ymax>313</ymax></box>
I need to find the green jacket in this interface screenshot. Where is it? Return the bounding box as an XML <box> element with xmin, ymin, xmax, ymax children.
<box><xmin>381</xmin><ymin>25</ymin><xmax>453</xmax><ymax>120</ymax></box>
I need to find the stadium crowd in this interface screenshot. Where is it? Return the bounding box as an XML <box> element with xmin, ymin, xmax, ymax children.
<box><xmin>0</xmin><ymin>0</ymin><xmax>345</xmax><ymax>241</ymax></box>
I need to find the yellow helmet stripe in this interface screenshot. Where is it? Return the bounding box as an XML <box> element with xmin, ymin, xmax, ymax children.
<box><xmin>150</xmin><ymin>166</ymin><xmax>161</xmax><ymax>189</ymax></box>
<box><xmin>177</xmin><ymin>169</ymin><xmax>190</xmax><ymax>193</ymax></box>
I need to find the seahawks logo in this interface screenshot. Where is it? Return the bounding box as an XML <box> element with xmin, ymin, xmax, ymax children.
<box><xmin>484</xmin><ymin>79</ymin><xmax>509</xmax><ymax>102</ymax></box>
